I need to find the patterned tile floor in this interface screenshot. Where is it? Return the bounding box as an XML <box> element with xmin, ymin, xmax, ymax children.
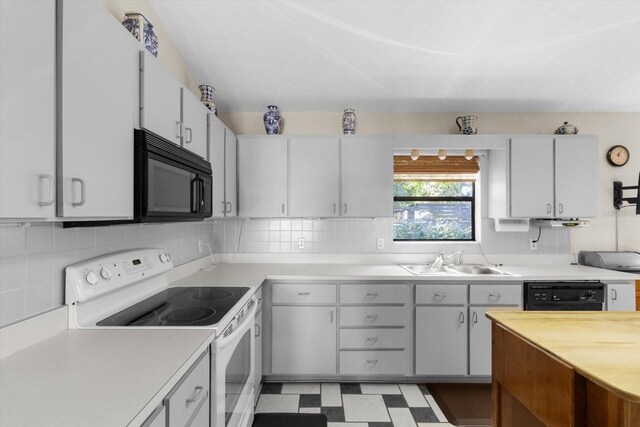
<box><xmin>255</xmin><ymin>383</ymin><xmax>454</xmax><ymax>427</ymax></box>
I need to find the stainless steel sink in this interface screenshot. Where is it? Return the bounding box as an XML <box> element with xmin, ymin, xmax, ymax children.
<box><xmin>444</xmin><ymin>264</ymin><xmax>510</xmax><ymax>275</ymax></box>
<box><xmin>399</xmin><ymin>263</ymin><xmax>510</xmax><ymax>276</ymax></box>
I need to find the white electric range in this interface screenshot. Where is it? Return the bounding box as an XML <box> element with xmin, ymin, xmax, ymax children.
<box><xmin>65</xmin><ymin>248</ymin><xmax>256</xmax><ymax>427</ymax></box>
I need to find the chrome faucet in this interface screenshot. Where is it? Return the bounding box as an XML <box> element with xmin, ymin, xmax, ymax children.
<box><xmin>428</xmin><ymin>251</ymin><xmax>464</xmax><ymax>273</ymax></box>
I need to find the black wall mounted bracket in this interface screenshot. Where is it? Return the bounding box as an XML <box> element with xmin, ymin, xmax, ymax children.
<box><xmin>613</xmin><ymin>172</ymin><xmax>640</xmax><ymax>214</ymax></box>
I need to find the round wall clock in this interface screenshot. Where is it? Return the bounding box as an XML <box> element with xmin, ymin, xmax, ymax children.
<box><xmin>606</xmin><ymin>145</ymin><xmax>630</xmax><ymax>167</ymax></box>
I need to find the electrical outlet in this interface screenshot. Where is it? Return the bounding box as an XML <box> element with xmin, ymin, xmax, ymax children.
<box><xmin>198</xmin><ymin>240</ymin><xmax>204</xmax><ymax>253</ymax></box>
<box><xmin>298</xmin><ymin>238</ymin><xmax>305</xmax><ymax>249</ymax></box>
<box><xmin>377</xmin><ymin>238</ymin><xmax>385</xmax><ymax>250</ymax></box>
<box><xmin>530</xmin><ymin>239</ymin><xmax>538</xmax><ymax>250</ymax></box>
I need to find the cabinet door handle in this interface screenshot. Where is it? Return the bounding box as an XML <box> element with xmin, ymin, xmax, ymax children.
<box><xmin>71</xmin><ymin>177</ymin><xmax>86</xmax><ymax>207</ymax></box>
<box><xmin>333</xmin><ymin>203</ymin><xmax>337</xmax><ymax>214</ymax></box>
<box><xmin>434</xmin><ymin>292</ymin><xmax>447</xmax><ymax>300</ymax></box>
<box><xmin>330</xmin><ymin>310</ymin><xmax>334</xmax><ymax>323</ymax></box>
<box><xmin>547</xmin><ymin>203</ymin><xmax>552</xmax><ymax>214</ymax></box>
<box><xmin>459</xmin><ymin>311</ymin><xmax>465</xmax><ymax>324</ymax></box>
<box><xmin>185</xmin><ymin>127</ymin><xmax>193</xmax><ymax>143</ymax></box>
<box><xmin>344</xmin><ymin>203</ymin><xmax>348</xmax><ymax>214</ymax></box>
<box><xmin>559</xmin><ymin>203</ymin><xmax>564</xmax><ymax>214</ymax></box>
<box><xmin>365</xmin><ymin>314</ymin><xmax>378</xmax><ymax>322</ymax></box>
<box><xmin>226</xmin><ymin>202</ymin><xmax>232</xmax><ymax>214</ymax></box>
<box><xmin>281</xmin><ymin>203</ymin><xmax>285</xmax><ymax>214</ymax></box>
<box><xmin>255</xmin><ymin>324</ymin><xmax>261</xmax><ymax>337</ymax></box>
<box><xmin>175</xmin><ymin>121</ymin><xmax>183</xmax><ymax>138</ymax></box>
<box><xmin>612</xmin><ymin>289</ymin><xmax>618</xmax><ymax>300</ymax></box>
<box><xmin>221</xmin><ymin>201</ymin><xmax>227</xmax><ymax>214</ymax></box>
<box><xmin>38</xmin><ymin>174</ymin><xmax>54</xmax><ymax>206</ymax></box>
<box><xmin>185</xmin><ymin>386</ymin><xmax>203</xmax><ymax>406</ymax></box>
<box><xmin>472</xmin><ymin>311</ymin><xmax>478</xmax><ymax>324</ymax></box>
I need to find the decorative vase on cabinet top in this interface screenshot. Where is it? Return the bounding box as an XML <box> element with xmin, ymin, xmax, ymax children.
<box><xmin>263</xmin><ymin>105</ymin><xmax>282</xmax><ymax>135</ymax></box>
<box><xmin>554</xmin><ymin>121</ymin><xmax>578</xmax><ymax>135</ymax></box>
<box><xmin>198</xmin><ymin>85</ymin><xmax>217</xmax><ymax>115</ymax></box>
<box><xmin>342</xmin><ymin>109</ymin><xmax>356</xmax><ymax>135</ymax></box>
<box><xmin>122</xmin><ymin>12</ymin><xmax>158</xmax><ymax>57</ymax></box>
<box><xmin>456</xmin><ymin>115</ymin><xmax>478</xmax><ymax>135</ymax></box>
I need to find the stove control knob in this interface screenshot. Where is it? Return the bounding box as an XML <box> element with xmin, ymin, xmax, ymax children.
<box><xmin>159</xmin><ymin>253</ymin><xmax>169</xmax><ymax>263</ymax></box>
<box><xmin>100</xmin><ymin>268</ymin><xmax>112</xmax><ymax>280</ymax></box>
<box><xmin>585</xmin><ymin>290</ymin><xmax>595</xmax><ymax>300</ymax></box>
<box><xmin>85</xmin><ymin>271</ymin><xmax>99</xmax><ymax>286</ymax></box>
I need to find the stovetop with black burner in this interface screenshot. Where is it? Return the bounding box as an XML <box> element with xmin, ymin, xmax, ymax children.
<box><xmin>97</xmin><ymin>286</ymin><xmax>249</xmax><ymax>327</ymax></box>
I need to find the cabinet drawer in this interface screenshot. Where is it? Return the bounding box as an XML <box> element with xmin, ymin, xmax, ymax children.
<box><xmin>340</xmin><ymin>306</ymin><xmax>406</xmax><ymax>327</ymax></box>
<box><xmin>340</xmin><ymin>350</ymin><xmax>406</xmax><ymax>375</ymax></box>
<box><xmin>340</xmin><ymin>328</ymin><xmax>406</xmax><ymax>350</ymax></box>
<box><xmin>164</xmin><ymin>350</ymin><xmax>210</xmax><ymax>427</ymax></box>
<box><xmin>340</xmin><ymin>284</ymin><xmax>408</xmax><ymax>304</ymax></box>
<box><xmin>416</xmin><ymin>284</ymin><xmax>467</xmax><ymax>305</ymax></box>
<box><xmin>469</xmin><ymin>284</ymin><xmax>521</xmax><ymax>305</ymax></box>
<box><xmin>272</xmin><ymin>283</ymin><xmax>336</xmax><ymax>304</ymax></box>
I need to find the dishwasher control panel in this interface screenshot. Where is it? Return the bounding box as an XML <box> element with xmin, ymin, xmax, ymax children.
<box><xmin>524</xmin><ymin>282</ymin><xmax>605</xmax><ymax>311</ymax></box>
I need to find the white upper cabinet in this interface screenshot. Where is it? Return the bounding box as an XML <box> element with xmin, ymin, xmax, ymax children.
<box><xmin>237</xmin><ymin>136</ymin><xmax>288</xmax><ymax>217</ymax></box>
<box><xmin>225</xmin><ymin>127</ymin><xmax>238</xmax><ymax>217</ymax></box>
<box><xmin>510</xmin><ymin>136</ymin><xmax>598</xmax><ymax>218</ymax></box>
<box><xmin>181</xmin><ymin>88</ymin><xmax>208</xmax><ymax>159</ymax></box>
<box><xmin>0</xmin><ymin>0</ymin><xmax>56</xmax><ymax>219</ymax></box>
<box><xmin>341</xmin><ymin>136</ymin><xmax>393</xmax><ymax>217</ymax></box>
<box><xmin>139</xmin><ymin>51</ymin><xmax>182</xmax><ymax>145</ymax></box>
<box><xmin>210</xmin><ymin>115</ymin><xmax>237</xmax><ymax>217</ymax></box>
<box><xmin>554</xmin><ymin>136</ymin><xmax>598</xmax><ymax>218</ymax></box>
<box><xmin>59</xmin><ymin>0</ymin><xmax>137</xmax><ymax>218</ymax></box>
<box><xmin>289</xmin><ymin>137</ymin><xmax>340</xmax><ymax>217</ymax></box>
<box><xmin>510</xmin><ymin>137</ymin><xmax>555</xmax><ymax>218</ymax></box>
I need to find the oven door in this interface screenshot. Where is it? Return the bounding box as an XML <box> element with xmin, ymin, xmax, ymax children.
<box><xmin>211</xmin><ymin>301</ymin><xmax>256</xmax><ymax>427</ymax></box>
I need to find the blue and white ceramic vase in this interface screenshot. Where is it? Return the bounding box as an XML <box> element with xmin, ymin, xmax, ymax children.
<box><xmin>198</xmin><ymin>85</ymin><xmax>217</xmax><ymax>116</ymax></box>
<box><xmin>263</xmin><ymin>105</ymin><xmax>282</xmax><ymax>135</ymax></box>
<box><xmin>122</xmin><ymin>12</ymin><xmax>159</xmax><ymax>57</ymax></box>
<box><xmin>342</xmin><ymin>109</ymin><xmax>356</xmax><ymax>134</ymax></box>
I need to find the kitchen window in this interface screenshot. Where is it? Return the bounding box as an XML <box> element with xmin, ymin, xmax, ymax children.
<box><xmin>393</xmin><ymin>155</ymin><xmax>479</xmax><ymax>241</ymax></box>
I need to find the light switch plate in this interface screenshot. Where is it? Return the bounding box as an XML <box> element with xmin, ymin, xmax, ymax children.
<box><xmin>377</xmin><ymin>238</ymin><xmax>385</xmax><ymax>250</ymax></box>
<box><xmin>529</xmin><ymin>239</ymin><xmax>538</xmax><ymax>250</ymax></box>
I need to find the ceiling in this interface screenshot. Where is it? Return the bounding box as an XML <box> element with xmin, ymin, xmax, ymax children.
<box><xmin>151</xmin><ymin>0</ymin><xmax>640</xmax><ymax>113</ymax></box>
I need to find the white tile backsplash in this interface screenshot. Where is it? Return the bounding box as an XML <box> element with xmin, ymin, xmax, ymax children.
<box><xmin>0</xmin><ymin>221</ymin><xmax>215</xmax><ymax>327</ymax></box>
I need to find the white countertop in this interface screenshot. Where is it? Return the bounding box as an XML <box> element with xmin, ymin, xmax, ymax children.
<box><xmin>172</xmin><ymin>262</ymin><xmax>639</xmax><ymax>287</ymax></box>
<box><xmin>1</xmin><ymin>260</ymin><xmax>636</xmax><ymax>427</ymax></box>
<box><xmin>0</xmin><ymin>328</ymin><xmax>213</xmax><ymax>427</ymax></box>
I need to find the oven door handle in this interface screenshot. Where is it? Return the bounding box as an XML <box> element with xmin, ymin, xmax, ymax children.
<box><xmin>216</xmin><ymin>298</ymin><xmax>257</xmax><ymax>350</ymax></box>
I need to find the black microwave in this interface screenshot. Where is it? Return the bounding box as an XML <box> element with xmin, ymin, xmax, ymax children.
<box><xmin>64</xmin><ymin>129</ymin><xmax>212</xmax><ymax>227</ymax></box>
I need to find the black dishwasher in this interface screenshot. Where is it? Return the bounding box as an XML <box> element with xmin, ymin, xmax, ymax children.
<box><xmin>524</xmin><ymin>282</ymin><xmax>605</xmax><ymax>311</ymax></box>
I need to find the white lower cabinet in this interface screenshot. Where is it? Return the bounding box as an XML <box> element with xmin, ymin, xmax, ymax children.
<box><xmin>340</xmin><ymin>351</ymin><xmax>406</xmax><ymax>375</ymax></box>
<box><xmin>164</xmin><ymin>350</ymin><xmax>210</xmax><ymax>427</ymax></box>
<box><xmin>415</xmin><ymin>306</ymin><xmax>468</xmax><ymax>376</ymax></box>
<box><xmin>272</xmin><ymin>306</ymin><xmax>337</xmax><ymax>375</ymax></box>
<box><xmin>468</xmin><ymin>306</ymin><xmax>492</xmax><ymax>376</ymax></box>
<box><xmin>607</xmin><ymin>282</ymin><xmax>636</xmax><ymax>311</ymax></box>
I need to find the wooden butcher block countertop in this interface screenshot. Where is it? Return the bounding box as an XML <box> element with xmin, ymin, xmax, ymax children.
<box><xmin>486</xmin><ymin>311</ymin><xmax>640</xmax><ymax>403</ymax></box>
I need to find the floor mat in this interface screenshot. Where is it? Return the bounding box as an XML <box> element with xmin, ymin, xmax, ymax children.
<box><xmin>425</xmin><ymin>383</ymin><xmax>491</xmax><ymax>427</ymax></box>
<box><xmin>253</xmin><ymin>413</ymin><xmax>328</xmax><ymax>427</ymax></box>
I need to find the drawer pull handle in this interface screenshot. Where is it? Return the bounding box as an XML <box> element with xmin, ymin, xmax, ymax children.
<box><xmin>365</xmin><ymin>292</ymin><xmax>378</xmax><ymax>299</ymax></box>
<box><xmin>366</xmin><ymin>337</ymin><xmax>379</xmax><ymax>343</ymax></box>
<box><xmin>489</xmin><ymin>292</ymin><xmax>501</xmax><ymax>299</ymax></box>
<box><xmin>434</xmin><ymin>292</ymin><xmax>447</xmax><ymax>299</ymax></box>
<box><xmin>365</xmin><ymin>359</ymin><xmax>378</xmax><ymax>366</ymax></box>
<box><xmin>298</xmin><ymin>292</ymin><xmax>310</xmax><ymax>296</ymax></box>
<box><xmin>365</xmin><ymin>314</ymin><xmax>378</xmax><ymax>322</ymax></box>
<box><xmin>459</xmin><ymin>312</ymin><xmax>465</xmax><ymax>324</ymax></box>
<box><xmin>186</xmin><ymin>386</ymin><xmax>203</xmax><ymax>407</ymax></box>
